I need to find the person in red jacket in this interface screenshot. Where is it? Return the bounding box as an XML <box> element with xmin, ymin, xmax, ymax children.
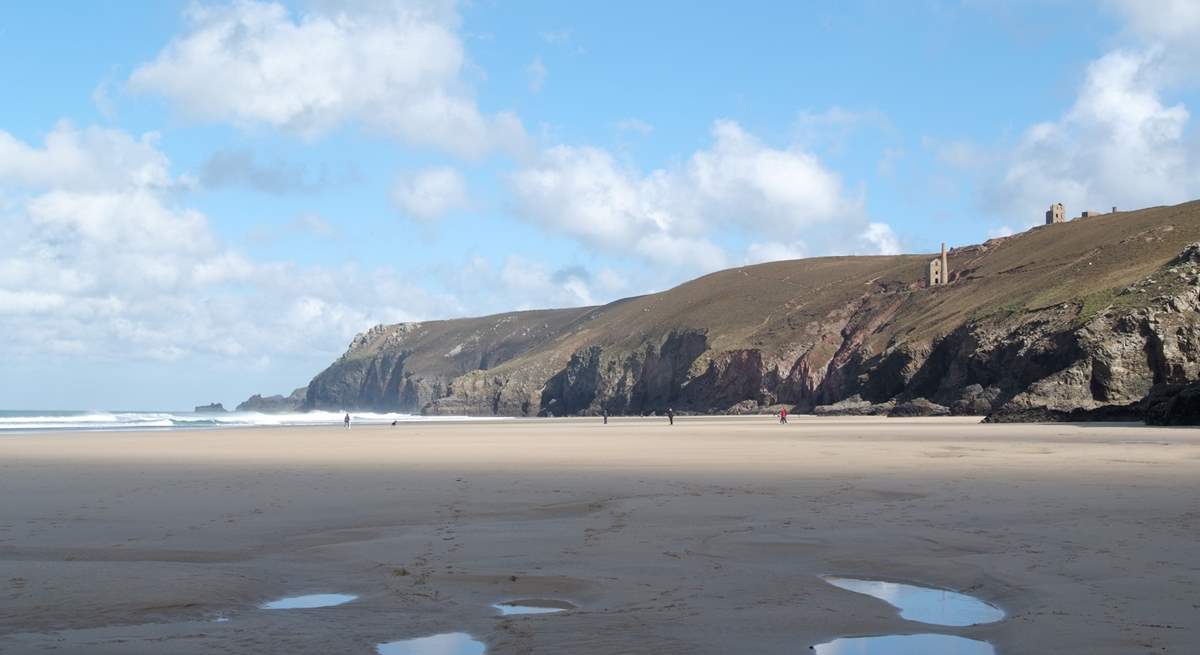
<box><xmin>779</xmin><ymin>407</ymin><xmax>788</xmax><ymax>424</ymax></box>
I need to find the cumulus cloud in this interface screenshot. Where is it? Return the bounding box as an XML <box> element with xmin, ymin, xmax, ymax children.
<box><xmin>128</xmin><ymin>0</ymin><xmax>525</xmax><ymax>157</ymax></box>
<box><xmin>1108</xmin><ymin>0</ymin><xmax>1200</xmax><ymax>49</ymax></box>
<box><xmin>509</xmin><ymin>120</ymin><xmax>881</xmax><ymax>271</ymax></box>
<box><xmin>989</xmin><ymin>47</ymin><xmax>1198</xmax><ymax>225</ymax></box>
<box><xmin>391</xmin><ymin>166</ymin><xmax>469</xmax><ymax>221</ymax></box>
<box><xmin>858</xmin><ymin>222</ymin><xmax>902</xmax><ymax>255</ymax></box>
<box><xmin>0</xmin><ymin>122</ymin><xmax>453</xmax><ymax>366</ymax></box>
<box><xmin>746</xmin><ymin>240</ymin><xmax>807</xmax><ymax>264</ymax></box>
<box><xmin>972</xmin><ymin>3</ymin><xmax>1200</xmax><ymax>227</ymax></box>
<box><xmin>0</xmin><ymin>120</ymin><xmax>172</xmax><ymax>191</ymax></box>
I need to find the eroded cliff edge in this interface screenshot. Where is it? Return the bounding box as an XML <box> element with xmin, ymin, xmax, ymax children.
<box><xmin>291</xmin><ymin>201</ymin><xmax>1200</xmax><ymax>417</ymax></box>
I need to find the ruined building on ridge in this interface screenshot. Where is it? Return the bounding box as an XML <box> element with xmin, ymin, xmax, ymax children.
<box><xmin>927</xmin><ymin>242</ymin><xmax>949</xmax><ymax>287</ymax></box>
<box><xmin>1045</xmin><ymin>202</ymin><xmax>1118</xmax><ymax>224</ymax></box>
<box><xmin>1046</xmin><ymin>202</ymin><xmax>1065</xmax><ymax>224</ymax></box>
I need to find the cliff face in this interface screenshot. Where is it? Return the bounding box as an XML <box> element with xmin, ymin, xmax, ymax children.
<box><xmin>295</xmin><ymin>201</ymin><xmax>1200</xmax><ymax>417</ymax></box>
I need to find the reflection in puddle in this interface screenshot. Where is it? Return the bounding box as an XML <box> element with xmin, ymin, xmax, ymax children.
<box><xmin>823</xmin><ymin>577</ymin><xmax>1003</xmax><ymax>626</ymax></box>
<box><xmin>260</xmin><ymin>593</ymin><xmax>358</xmax><ymax>609</ymax></box>
<box><xmin>492</xmin><ymin>599</ymin><xmax>575</xmax><ymax>615</ymax></box>
<box><xmin>813</xmin><ymin>634</ymin><xmax>994</xmax><ymax>654</ymax></box>
<box><xmin>377</xmin><ymin>633</ymin><xmax>485</xmax><ymax>655</ymax></box>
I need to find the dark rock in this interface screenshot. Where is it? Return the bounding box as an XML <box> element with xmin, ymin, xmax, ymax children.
<box><xmin>813</xmin><ymin>395</ymin><xmax>895</xmax><ymax>416</ymax></box>
<box><xmin>888</xmin><ymin>398</ymin><xmax>950</xmax><ymax>417</ymax></box>
<box><xmin>1169</xmin><ymin>242</ymin><xmax>1200</xmax><ymax>266</ymax></box>
<box><xmin>949</xmin><ymin>384</ymin><xmax>1002</xmax><ymax>415</ymax></box>
<box><xmin>236</xmin><ymin>387</ymin><xmax>307</xmax><ymax>413</ymax></box>
<box><xmin>1142</xmin><ymin>381</ymin><xmax>1200</xmax><ymax>426</ymax></box>
<box><xmin>194</xmin><ymin>403</ymin><xmax>228</xmax><ymax>413</ymax></box>
<box><xmin>983</xmin><ymin>403</ymin><xmax>1142</xmax><ymax>423</ymax></box>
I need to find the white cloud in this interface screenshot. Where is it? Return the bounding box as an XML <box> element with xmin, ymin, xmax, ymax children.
<box><xmin>975</xmin><ymin>4</ymin><xmax>1200</xmax><ymax>227</ymax></box>
<box><xmin>0</xmin><ymin>123</ymin><xmax>455</xmax><ymax>366</ymax></box>
<box><xmin>501</xmin><ymin>257</ymin><xmax>595</xmax><ymax>307</ymax></box>
<box><xmin>435</xmin><ymin>256</ymin><xmax>603</xmax><ymax>311</ymax></box>
<box><xmin>0</xmin><ymin>120</ymin><xmax>172</xmax><ymax>191</ymax></box>
<box><xmin>527</xmin><ymin>56</ymin><xmax>546</xmax><ymax>94</ymax></box>
<box><xmin>128</xmin><ymin>0</ymin><xmax>525</xmax><ymax>158</ymax></box>
<box><xmin>746</xmin><ymin>240</ymin><xmax>807</xmax><ymax>264</ymax></box>
<box><xmin>391</xmin><ymin>166</ymin><xmax>469</xmax><ymax>221</ymax></box>
<box><xmin>1108</xmin><ymin>0</ymin><xmax>1200</xmax><ymax>48</ymax></box>
<box><xmin>509</xmin><ymin>120</ymin><xmax>873</xmax><ymax>271</ymax></box>
<box><xmin>858</xmin><ymin>222</ymin><xmax>902</xmax><ymax>255</ymax></box>
<box><xmin>990</xmin><ymin>47</ymin><xmax>1198</xmax><ymax>225</ymax></box>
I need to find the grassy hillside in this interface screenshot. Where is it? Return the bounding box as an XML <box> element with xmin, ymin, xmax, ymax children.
<box><xmin>303</xmin><ymin>200</ymin><xmax>1200</xmax><ymax>414</ymax></box>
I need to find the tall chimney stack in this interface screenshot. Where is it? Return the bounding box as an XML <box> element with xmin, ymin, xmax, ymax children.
<box><xmin>941</xmin><ymin>243</ymin><xmax>948</xmax><ymax>285</ymax></box>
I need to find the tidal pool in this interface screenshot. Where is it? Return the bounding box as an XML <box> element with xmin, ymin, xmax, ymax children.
<box><xmin>376</xmin><ymin>633</ymin><xmax>486</xmax><ymax>655</ymax></box>
<box><xmin>492</xmin><ymin>599</ymin><xmax>575</xmax><ymax>615</ymax></box>
<box><xmin>822</xmin><ymin>577</ymin><xmax>1003</xmax><ymax>626</ymax></box>
<box><xmin>259</xmin><ymin>593</ymin><xmax>358</xmax><ymax>610</ymax></box>
<box><xmin>813</xmin><ymin>633</ymin><xmax>995</xmax><ymax>654</ymax></box>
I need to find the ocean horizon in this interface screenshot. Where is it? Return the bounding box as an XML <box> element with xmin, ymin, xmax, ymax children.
<box><xmin>0</xmin><ymin>409</ymin><xmax>506</xmax><ymax>433</ymax></box>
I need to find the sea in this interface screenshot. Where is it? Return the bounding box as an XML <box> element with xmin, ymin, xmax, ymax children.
<box><xmin>0</xmin><ymin>410</ymin><xmax>502</xmax><ymax>433</ymax></box>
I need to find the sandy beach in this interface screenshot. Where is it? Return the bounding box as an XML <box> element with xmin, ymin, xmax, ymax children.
<box><xmin>2</xmin><ymin>416</ymin><xmax>1198</xmax><ymax>654</ymax></box>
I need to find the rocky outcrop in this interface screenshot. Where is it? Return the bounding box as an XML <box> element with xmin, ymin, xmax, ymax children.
<box><xmin>813</xmin><ymin>395</ymin><xmax>895</xmax><ymax>416</ymax></box>
<box><xmin>983</xmin><ymin>381</ymin><xmax>1200</xmax><ymax>425</ymax></box>
<box><xmin>194</xmin><ymin>403</ymin><xmax>227</xmax><ymax>413</ymax></box>
<box><xmin>236</xmin><ymin>387</ymin><xmax>307</xmax><ymax>413</ymax></box>
<box><xmin>290</xmin><ymin>207</ymin><xmax>1200</xmax><ymax>419</ymax></box>
<box><xmin>1142</xmin><ymin>381</ymin><xmax>1200</xmax><ymax>425</ymax></box>
<box><xmin>982</xmin><ymin>403</ymin><xmax>1142</xmax><ymax>423</ymax></box>
<box><xmin>888</xmin><ymin>398</ymin><xmax>951</xmax><ymax>417</ymax></box>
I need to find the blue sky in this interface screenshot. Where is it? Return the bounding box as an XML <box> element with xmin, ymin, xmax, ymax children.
<box><xmin>2</xmin><ymin>0</ymin><xmax>1199</xmax><ymax>409</ymax></box>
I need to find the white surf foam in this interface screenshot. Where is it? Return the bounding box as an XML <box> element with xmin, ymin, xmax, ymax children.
<box><xmin>0</xmin><ymin>410</ymin><xmax>506</xmax><ymax>433</ymax></box>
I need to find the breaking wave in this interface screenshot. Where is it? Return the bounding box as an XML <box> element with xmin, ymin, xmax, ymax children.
<box><xmin>0</xmin><ymin>410</ymin><xmax>503</xmax><ymax>433</ymax></box>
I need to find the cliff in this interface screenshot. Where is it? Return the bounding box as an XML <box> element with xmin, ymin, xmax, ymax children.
<box><xmin>291</xmin><ymin>200</ymin><xmax>1200</xmax><ymax>418</ymax></box>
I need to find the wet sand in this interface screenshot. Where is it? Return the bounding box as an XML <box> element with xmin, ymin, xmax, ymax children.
<box><xmin>1</xmin><ymin>416</ymin><xmax>1197</xmax><ymax>654</ymax></box>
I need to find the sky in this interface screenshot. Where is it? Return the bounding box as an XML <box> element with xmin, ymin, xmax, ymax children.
<box><xmin>2</xmin><ymin>0</ymin><xmax>1199</xmax><ymax>409</ymax></box>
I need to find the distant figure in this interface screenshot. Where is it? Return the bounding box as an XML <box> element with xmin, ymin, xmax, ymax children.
<box><xmin>391</xmin><ymin>420</ymin><xmax>397</xmax><ymax>426</ymax></box>
<box><xmin>780</xmin><ymin>407</ymin><xmax>788</xmax><ymax>424</ymax></box>
<box><xmin>602</xmin><ymin>408</ymin><xmax>608</xmax><ymax>425</ymax></box>
<box><xmin>344</xmin><ymin>413</ymin><xmax>351</xmax><ymax>429</ymax></box>
<box><xmin>667</xmin><ymin>408</ymin><xmax>675</xmax><ymax>426</ymax></box>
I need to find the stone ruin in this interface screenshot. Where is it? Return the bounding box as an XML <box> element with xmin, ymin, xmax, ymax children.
<box><xmin>1045</xmin><ymin>202</ymin><xmax>1065</xmax><ymax>224</ymax></box>
<box><xmin>927</xmin><ymin>242</ymin><xmax>949</xmax><ymax>287</ymax></box>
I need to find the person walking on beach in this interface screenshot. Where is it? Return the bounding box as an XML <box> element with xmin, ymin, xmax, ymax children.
<box><xmin>602</xmin><ymin>408</ymin><xmax>608</xmax><ymax>425</ymax></box>
<box><xmin>343</xmin><ymin>412</ymin><xmax>351</xmax><ymax>429</ymax></box>
<box><xmin>779</xmin><ymin>407</ymin><xmax>788</xmax><ymax>424</ymax></box>
<box><xmin>667</xmin><ymin>408</ymin><xmax>675</xmax><ymax>426</ymax></box>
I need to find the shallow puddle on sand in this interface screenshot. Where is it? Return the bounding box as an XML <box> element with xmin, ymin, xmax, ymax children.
<box><xmin>376</xmin><ymin>633</ymin><xmax>485</xmax><ymax>655</ymax></box>
<box><xmin>813</xmin><ymin>634</ymin><xmax>994</xmax><ymax>654</ymax></box>
<box><xmin>823</xmin><ymin>577</ymin><xmax>1003</xmax><ymax>626</ymax></box>
<box><xmin>259</xmin><ymin>593</ymin><xmax>357</xmax><ymax>609</ymax></box>
<box><xmin>492</xmin><ymin>599</ymin><xmax>575</xmax><ymax>615</ymax></box>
